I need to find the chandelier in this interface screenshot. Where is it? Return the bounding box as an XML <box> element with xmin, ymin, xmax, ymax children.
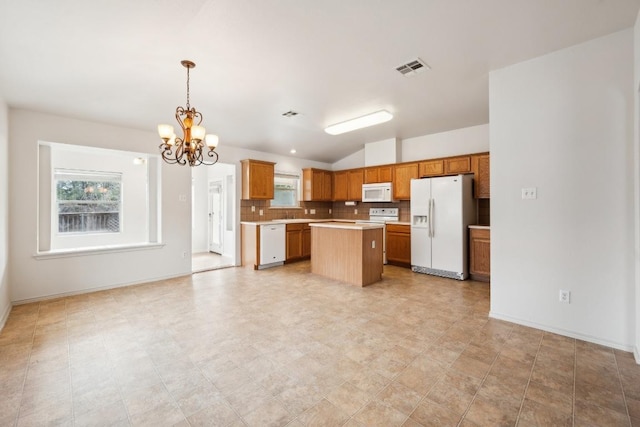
<box><xmin>157</xmin><ymin>60</ymin><xmax>219</xmax><ymax>166</ymax></box>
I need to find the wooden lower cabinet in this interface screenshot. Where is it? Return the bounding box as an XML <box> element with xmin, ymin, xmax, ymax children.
<box><xmin>286</xmin><ymin>223</ymin><xmax>311</xmax><ymax>262</ymax></box>
<box><xmin>469</xmin><ymin>227</ymin><xmax>490</xmax><ymax>282</ymax></box>
<box><xmin>386</xmin><ymin>224</ymin><xmax>411</xmax><ymax>267</ymax></box>
<box><xmin>302</xmin><ymin>225</ymin><xmax>311</xmax><ymax>257</ymax></box>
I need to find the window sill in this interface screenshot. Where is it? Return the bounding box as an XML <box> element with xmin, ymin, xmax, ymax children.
<box><xmin>34</xmin><ymin>242</ymin><xmax>165</xmax><ymax>260</ymax></box>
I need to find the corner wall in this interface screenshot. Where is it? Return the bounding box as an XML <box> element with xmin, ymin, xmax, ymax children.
<box><xmin>490</xmin><ymin>29</ymin><xmax>635</xmax><ymax>350</ymax></box>
<box><xmin>9</xmin><ymin>109</ymin><xmax>193</xmax><ymax>303</ymax></box>
<box><xmin>0</xmin><ymin>98</ymin><xmax>10</xmax><ymax>327</ymax></box>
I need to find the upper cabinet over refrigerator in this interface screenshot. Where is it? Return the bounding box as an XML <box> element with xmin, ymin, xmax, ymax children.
<box><xmin>410</xmin><ymin>174</ymin><xmax>476</xmax><ymax>280</ymax></box>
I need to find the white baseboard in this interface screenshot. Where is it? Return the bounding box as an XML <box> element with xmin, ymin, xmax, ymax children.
<box><xmin>489</xmin><ymin>311</ymin><xmax>634</xmax><ymax>353</ymax></box>
<box><xmin>0</xmin><ymin>299</ymin><xmax>11</xmax><ymax>332</ymax></box>
<box><xmin>12</xmin><ymin>272</ymin><xmax>192</xmax><ymax>306</ymax></box>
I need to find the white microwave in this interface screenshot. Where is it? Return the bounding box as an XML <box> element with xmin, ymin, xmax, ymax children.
<box><xmin>362</xmin><ymin>182</ymin><xmax>393</xmax><ymax>202</ymax></box>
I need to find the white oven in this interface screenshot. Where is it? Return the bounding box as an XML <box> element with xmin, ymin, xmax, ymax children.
<box><xmin>356</xmin><ymin>208</ymin><xmax>399</xmax><ymax>264</ymax></box>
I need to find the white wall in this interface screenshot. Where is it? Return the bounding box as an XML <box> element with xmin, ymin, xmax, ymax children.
<box><xmin>192</xmin><ymin>165</ymin><xmax>209</xmax><ymax>254</ymax></box>
<box><xmin>330</xmin><ymin>124</ymin><xmax>489</xmax><ymax>171</ymax></box>
<box><xmin>490</xmin><ymin>29</ymin><xmax>635</xmax><ymax>350</ymax></box>
<box><xmin>9</xmin><ymin>109</ymin><xmax>192</xmax><ymax>303</ymax></box>
<box><xmin>634</xmin><ymin>11</ymin><xmax>640</xmax><ymax>361</ymax></box>
<box><xmin>0</xmin><ymin>98</ymin><xmax>10</xmax><ymax>327</ymax></box>
<box><xmin>401</xmin><ymin>124</ymin><xmax>489</xmax><ymax>162</ymax></box>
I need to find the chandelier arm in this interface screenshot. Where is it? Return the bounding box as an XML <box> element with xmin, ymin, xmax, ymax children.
<box><xmin>193</xmin><ymin>111</ymin><xmax>203</xmax><ymax>126</ymax></box>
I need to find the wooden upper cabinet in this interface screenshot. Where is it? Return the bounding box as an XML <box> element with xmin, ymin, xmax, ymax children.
<box><xmin>302</xmin><ymin>168</ymin><xmax>332</xmax><ymax>201</ymax></box>
<box><xmin>393</xmin><ymin>163</ymin><xmax>419</xmax><ymax>200</ymax></box>
<box><xmin>419</xmin><ymin>159</ymin><xmax>444</xmax><ymax>177</ymax></box>
<box><xmin>347</xmin><ymin>169</ymin><xmax>364</xmax><ymax>201</ymax></box>
<box><xmin>471</xmin><ymin>153</ymin><xmax>490</xmax><ymax>199</ymax></box>
<box><xmin>364</xmin><ymin>166</ymin><xmax>393</xmax><ymax>184</ymax></box>
<box><xmin>241</xmin><ymin>159</ymin><xmax>275</xmax><ymax>200</ymax></box>
<box><xmin>333</xmin><ymin>171</ymin><xmax>349</xmax><ymax>201</ymax></box>
<box><xmin>444</xmin><ymin>156</ymin><xmax>471</xmax><ymax>175</ymax></box>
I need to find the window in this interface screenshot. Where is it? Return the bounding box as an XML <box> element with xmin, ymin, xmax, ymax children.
<box><xmin>37</xmin><ymin>141</ymin><xmax>162</xmax><ymax>255</ymax></box>
<box><xmin>55</xmin><ymin>170</ymin><xmax>122</xmax><ymax>234</ymax></box>
<box><xmin>271</xmin><ymin>173</ymin><xmax>299</xmax><ymax>208</ymax></box>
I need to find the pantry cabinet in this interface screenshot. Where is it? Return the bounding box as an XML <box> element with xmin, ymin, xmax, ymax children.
<box><xmin>471</xmin><ymin>153</ymin><xmax>490</xmax><ymax>199</ymax></box>
<box><xmin>241</xmin><ymin>159</ymin><xmax>275</xmax><ymax>200</ymax></box>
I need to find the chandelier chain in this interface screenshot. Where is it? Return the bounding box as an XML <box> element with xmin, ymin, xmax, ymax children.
<box><xmin>186</xmin><ymin>66</ymin><xmax>190</xmax><ymax>110</ymax></box>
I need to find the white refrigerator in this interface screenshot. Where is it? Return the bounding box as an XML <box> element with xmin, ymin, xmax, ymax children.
<box><xmin>410</xmin><ymin>174</ymin><xmax>476</xmax><ymax>280</ymax></box>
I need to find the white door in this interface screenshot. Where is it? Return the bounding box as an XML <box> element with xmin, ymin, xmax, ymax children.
<box><xmin>430</xmin><ymin>175</ymin><xmax>463</xmax><ymax>274</ymax></box>
<box><xmin>208</xmin><ymin>181</ymin><xmax>223</xmax><ymax>254</ymax></box>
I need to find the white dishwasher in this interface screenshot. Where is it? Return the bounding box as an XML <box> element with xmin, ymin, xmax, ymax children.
<box><xmin>259</xmin><ymin>223</ymin><xmax>286</xmax><ymax>268</ymax></box>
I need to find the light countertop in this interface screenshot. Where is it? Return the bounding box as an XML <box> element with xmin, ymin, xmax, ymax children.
<box><xmin>469</xmin><ymin>225</ymin><xmax>491</xmax><ymax>230</ymax></box>
<box><xmin>309</xmin><ymin>222</ymin><xmax>385</xmax><ymax>230</ymax></box>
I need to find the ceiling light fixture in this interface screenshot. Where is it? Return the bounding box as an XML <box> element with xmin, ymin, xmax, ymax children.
<box><xmin>157</xmin><ymin>60</ymin><xmax>219</xmax><ymax>166</ymax></box>
<box><xmin>324</xmin><ymin>110</ymin><xmax>393</xmax><ymax>135</ymax></box>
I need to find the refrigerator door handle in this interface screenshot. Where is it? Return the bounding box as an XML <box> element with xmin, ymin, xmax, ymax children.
<box><xmin>430</xmin><ymin>198</ymin><xmax>434</xmax><ymax>238</ymax></box>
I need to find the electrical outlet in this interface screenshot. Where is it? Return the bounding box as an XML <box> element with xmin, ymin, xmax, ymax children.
<box><xmin>371</xmin><ymin>240</ymin><xmax>376</xmax><ymax>249</ymax></box>
<box><xmin>259</xmin><ymin>209</ymin><xmax>263</xmax><ymax>216</ymax></box>
<box><xmin>182</xmin><ymin>251</ymin><xmax>188</xmax><ymax>258</ymax></box>
<box><xmin>329</xmin><ymin>208</ymin><xmax>332</xmax><ymax>214</ymax></box>
<box><xmin>304</xmin><ymin>209</ymin><xmax>308</xmax><ymax>214</ymax></box>
<box><xmin>178</xmin><ymin>194</ymin><xmax>187</xmax><ymax>202</ymax></box>
<box><xmin>251</xmin><ymin>206</ymin><xmax>255</xmax><ymax>212</ymax></box>
<box><xmin>310</xmin><ymin>209</ymin><xmax>316</xmax><ymax>214</ymax></box>
<box><xmin>521</xmin><ymin>187</ymin><xmax>537</xmax><ymax>200</ymax></box>
<box><xmin>559</xmin><ymin>290</ymin><xmax>571</xmax><ymax>303</ymax></box>
<box><xmin>354</xmin><ymin>209</ymin><xmax>358</xmax><ymax>214</ymax></box>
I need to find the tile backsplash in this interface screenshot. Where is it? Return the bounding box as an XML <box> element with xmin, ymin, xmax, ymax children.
<box><xmin>241</xmin><ymin>198</ymin><xmax>489</xmax><ymax>225</ymax></box>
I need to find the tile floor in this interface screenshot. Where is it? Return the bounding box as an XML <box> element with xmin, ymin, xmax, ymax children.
<box><xmin>0</xmin><ymin>261</ymin><xmax>638</xmax><ymax>426</ymax></box>
<box><xmin>192</xmin><ymin>253</ymin><xmax>234</xmax><ymax>273</ymax></box>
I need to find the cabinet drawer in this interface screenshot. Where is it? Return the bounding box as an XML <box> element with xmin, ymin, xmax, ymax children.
<box><xmin>286</xmin><ymin>223</ymin><xmax>304</xmax><ymax>231</ymax></box>
<box><xmin>386</xmin><ymin>224</ymin><xmax>410</xmax><ymax>234</ymax></box>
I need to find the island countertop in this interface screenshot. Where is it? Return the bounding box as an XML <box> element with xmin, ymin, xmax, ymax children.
<box><xmin>309</xmin><ymin>222</ymin><xmax>384</xmax><ymax>230</ymax></box>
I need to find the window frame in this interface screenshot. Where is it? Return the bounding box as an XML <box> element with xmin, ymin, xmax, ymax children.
<box><xmin>270</xmin><ymin>171</ymin><xmax>301</xmax><ymax>208</ymax></box>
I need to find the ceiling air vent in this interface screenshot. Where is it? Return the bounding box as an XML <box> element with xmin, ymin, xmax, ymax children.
<box><xmin>282</xmin><ymin>110</ymin><xmax>299</xmax><ymax>117</ymax></box>
<box><xmin>396</xmin><ymin>58</ymin><xmax>430</xmax><ymax>77</ymax></box>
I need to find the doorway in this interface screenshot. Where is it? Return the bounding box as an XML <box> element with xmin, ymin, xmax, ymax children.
<box><xmin>191</xmin><ymin>162</ymin><xmax>236</xmax><ymax>273</ymax></box>
<box><xmin>208</xmin><ymin>181</ymin><xmax>223</xmax><ymax>254</ymax></box>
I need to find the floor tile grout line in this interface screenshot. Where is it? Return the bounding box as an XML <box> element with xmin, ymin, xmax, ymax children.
<box><xmin>13</xmin><ymin>301</ymin><xmax>40</xmax><ymax>426</ymax></box>
<box><xmin>571</xmin><ymin>340</ymin><xmax>578</xmax><ymax>426</ymax></box>
<box><xmin>454</xmin><ymin>323</ymin><xmax>517</xmax><ymax>426</ymax></box>
<box><xmin>612</xmin><ymin>349</ymin><xmax>633</xmax><ymax>426</ymax></box>
<box><xmin>512</xmin><ymin>328</ymin><xmax>545</xmax><ymax>427</ymax></box>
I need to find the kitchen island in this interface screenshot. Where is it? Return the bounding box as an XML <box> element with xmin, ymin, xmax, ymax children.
<box><xmin>309</xmin><ymin>222</ymin><xmax>384</xmax><ymax>286</ymax></box>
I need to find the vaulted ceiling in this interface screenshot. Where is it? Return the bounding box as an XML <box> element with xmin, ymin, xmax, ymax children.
<box><xmin>0</xmin><ymin>0</ymin><xmax>638</xmax><ymax>163</ymax></box>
